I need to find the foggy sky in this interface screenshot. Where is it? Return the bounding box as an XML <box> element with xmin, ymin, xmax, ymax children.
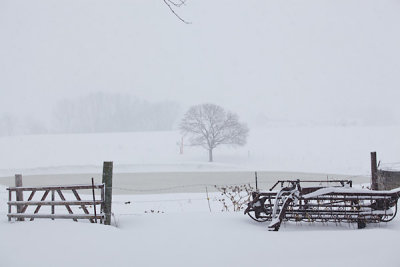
<box><xmin>1</xmin><ymin>0</ymin><xmax>399</xmax><ymax>129</ymax></box>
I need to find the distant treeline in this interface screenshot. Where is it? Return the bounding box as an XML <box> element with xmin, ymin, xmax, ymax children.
<box><xmin>0</xmin><ymin>92</ymin><xmax>181</xmax><ymax>136</ymax></box>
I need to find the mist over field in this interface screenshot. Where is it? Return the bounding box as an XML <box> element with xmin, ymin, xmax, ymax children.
<box><xmin>1</xmin><ymin>0</ymin><xmax>399</xmax><ymax>136</ymax></box>
<box><xmin>1</xmin><ymin>2</ymin><xmax>400</xmax><ymax>267</ymax></box>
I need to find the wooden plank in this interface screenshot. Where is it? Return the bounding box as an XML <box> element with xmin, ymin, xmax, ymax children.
<box><xmin>51</xmin><ymin>190</ymin><xmax>55</xmax><ymax>220</ymax></box>
<box><xmin>91</xmin><ymin>178</ymin><xmax>98</xmax><ymax>223</ymax></box>
<box><xmin>100</xmin><ymin>185</ymin><xmax>104</xmax><ymax>224</ymax></box>
<box><xmin>72</xmin><ymin>189</ymin><xmax>94</xmax><ymax>223</ymax></box>
<box><xmin>103</xmin><ymin>161</ymin><xmax>113</xmax><ymax>225</ymax></box>
<box><xmin>21</xmin><ymin>190</ymin><xmax>36</xmax><ymax>213</ymax></box>
<box><xmin>7</xmin><ymin>184</ymin><xmax>104</xmax><ymax>191</ymax></box>
<box><xmin>56</xmin><ymin>190</ymin><xmax>77</xmax><ymax>222</ymax></box>
<box><xmin>30</xmin><ymin>190</ymin><xmax>50</xmax><ymax>221</ymax></box>
<box><xmin>8</xmin><ymin>190</ymin><xmax>11</xmax><ymax>222</ymax></box>
<box><xmin>8</xmin><ymin>200</ymin><xmax>103</xmax><ymax>206</ymax></box>
<box><xmin>371</xmin><ymin>151</ymin><xmax>378</xmax><ymax>190</ymax></box>
<box><xmin>15</xmin><ymin>174</ymin><xmax>24</xmax><ymax>221</ymax></box>
<box><xmin>8</xmin><ymin>214</ymin><xmax>104</xmax><ymax>220</ymax></box>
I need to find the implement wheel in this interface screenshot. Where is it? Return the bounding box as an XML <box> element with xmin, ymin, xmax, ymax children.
<box><xmin>380</xmin><ymin>201</ymin><xmax>398</xmax><ymax>223</ymax></box>
<box><xmin>247</xmin><ymin>211</ymin><xmax>269</xmax><ymax>222</ymax></box>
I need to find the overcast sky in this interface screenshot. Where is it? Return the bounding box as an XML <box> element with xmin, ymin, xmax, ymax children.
<box><xmin>1</xmin><ymin>0</ymin><xmax>399</xmax><ymax>128</ymax></box>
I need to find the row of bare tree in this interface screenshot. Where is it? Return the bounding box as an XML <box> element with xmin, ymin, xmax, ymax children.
<box><xmin>53</xmin><ymin>92</ymin><xmax>180</xmax><ymax>133</ymax></box>
<box><xmin>0</xmin><ymin>93</ymin><xmax>181</xmax><ymax>136</ymax></box>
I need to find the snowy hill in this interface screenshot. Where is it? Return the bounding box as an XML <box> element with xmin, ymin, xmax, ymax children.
<box><xmin>0</xmin><ymin>126</ymin><xmax>398</xmax><ymax>176</ymax></box>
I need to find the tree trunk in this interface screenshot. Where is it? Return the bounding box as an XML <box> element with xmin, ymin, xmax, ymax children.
<box><xmin>208</xmin><ymin>149</ymin><xmax>213</xmax><ymax>162</ymax></box>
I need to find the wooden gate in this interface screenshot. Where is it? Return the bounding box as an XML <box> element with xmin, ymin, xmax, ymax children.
<box><xmin>7</xmin><ymin>183</ymin><xmax>105</xmax><ymax>223</ymax></box>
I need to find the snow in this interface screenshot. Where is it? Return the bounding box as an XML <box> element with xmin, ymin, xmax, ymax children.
<box><xmin>0</xmin><ymin>125</ymin><xmax>398</xmax><ymax>266</ymax></box>
<box><xmin>303</xmin><ymin>187</ymin><xmax>400</xmax><ymax>199</ymax></box>
<box><xmin>0</xmin><ymin>126</ymin><xmax>399</xmax><ymax>177</ymax></box>
<box><xmin>1</xmin><ymin>184</ymin><xmax>400</xmax><ymax>267</ymax></box>
<box><xmin>0</xmin><ymin>124</ymin><xmax>398</xmax><ymax>266</ymax></box>
<box><xmin>1</xmin><ymin>0</ymin><xmax>399</xmax><ymax>265</ymax></box>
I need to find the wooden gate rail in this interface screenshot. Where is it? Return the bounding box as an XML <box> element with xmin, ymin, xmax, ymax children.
<box><xmin>9</xmin><ymin>214</ymin><xmax>102</xmax><ymax>220</ymax></box>
<box><xmin>7</xmin><ymin>184</ymin><xmax>104</xmax><ymax>191</ymax></box>
<box><xmin>8</xmin><ymin>201</ymin><xmax>103</xmax><ymax>206</ymax></box>
<box><xmin>7</xmin><ymin>184</ymin><xmax>105</xmax><ymax>223</ymax></box>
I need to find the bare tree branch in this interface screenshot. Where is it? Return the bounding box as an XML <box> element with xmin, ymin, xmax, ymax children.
<box><xmin>163</xmin><ymin>0</ymin><xmax>191</xmax><ymax>24</ymax></box>
<box><xmin>166</xmin><ymin>0</ymin><xmax>187</xmax><ymax>7</ymax></box>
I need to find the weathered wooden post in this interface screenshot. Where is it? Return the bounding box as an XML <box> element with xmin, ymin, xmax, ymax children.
<box><xmin>255</xmin><ymin>171</ymin><xmax>258</xmax><ymax>191</ymax></box>
<box><xmin>91</xmin><ymin>178</ymin><xmax>98</xmax><ymax>223</ymax></box>
<box><xmin>51</xmin><ymin>190</ymin><xmax>55</xmax><ymax>220</ymax></box>
<box><xmin>102</xmin><ymin>161</ymin><xmax>113</xmax><ymax>225</ymax></box>
<box><xmin>15</xmin><ymin>174</ymin><xmax>24</xmax><ymax>221</ymax></box>
<box><xmin>371</xmin><ymin>152</ymin><xmax>378</xmax><ymax>190</ymax></box>
<box><xmin>8</xmin><ymin>189</ymin><xmax>12</xmax><ymax>221</ymax></box>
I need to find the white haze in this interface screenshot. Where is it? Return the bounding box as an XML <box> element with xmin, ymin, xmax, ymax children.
<box><xmin>0</xmin><ymin>0</ymin><xmax>399</xmax><ymax>134</ymax></box>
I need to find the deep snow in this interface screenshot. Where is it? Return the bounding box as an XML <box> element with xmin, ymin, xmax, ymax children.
<box><xmin>1</xmin><ymin>185</ymin><xmax>400</xmax><ymax>267</ymax></box>
<box><xmin>0</xmin><ymin>127</ymin><xmax>398</xmax><ymax>266</ymax></box>
<box><xmin>0</xmin><ymin>124</ymin><xmax>398</xmax><ymax>266</ymax></box>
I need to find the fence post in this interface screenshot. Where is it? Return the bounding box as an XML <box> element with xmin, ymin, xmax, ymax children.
<box><xmin>255</xmin><ymin>171</ymin><xmax>258</xmax><ymax>191</ymax></box>
<box><xmin>15</xmin><ymin>174</ymin><xmax>24</xmax><ymax>221</ymax></box>
<box><xmin>51</xmin><ymin>190</ymin><xmax>55</xmax><ymax>220</ymax></box>
<box><xmin>8</xmin><ymin>190</ymin><xmax>11</xmax><ymax>221</ymax></box>
<box><xmin>102</xmin><ymin>161</ymin><xmax>113</xmax><ymax>225</ymax></box>
<box><xmin>371</xmin><ymin>152</ymin><xmax>378</xmax><ymax>190</ymax></box>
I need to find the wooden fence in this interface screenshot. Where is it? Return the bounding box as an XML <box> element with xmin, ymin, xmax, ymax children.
<box><xmin>7</xmin><ymin>183</ymin><xmax>105</xmax><ymax>223</ymax></box>
<box><xmin>7</xmin><ymin>161</ymin><xmax>113</xmax><ymax>225</ymax></box>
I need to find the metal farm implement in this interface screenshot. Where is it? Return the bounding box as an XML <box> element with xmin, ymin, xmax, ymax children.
<box><xmin>244</xmin><ymin>180</ymin><xmax>400</xmax><ymax>231</ymax></box>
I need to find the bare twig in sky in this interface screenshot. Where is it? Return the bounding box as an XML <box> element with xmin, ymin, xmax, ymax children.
<box><xmin>163</xmin><ymin>0</ymin><xmax>191</xmax><ymax>24</ymax></box>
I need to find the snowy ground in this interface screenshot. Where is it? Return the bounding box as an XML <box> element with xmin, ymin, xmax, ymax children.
<box><xmin>0</xmin><ymin>126</ymin><xmax>399</xmax><ymax>177</ymax></box>
<box><xmin>0</xmin><ymin>126</ymin><xmax>399</xmax><ymax>266</ymax></box>
<box><xmin>1</xmin><ymin>184</ymin><xmax>400</xmax><ymax>267</ymax></box>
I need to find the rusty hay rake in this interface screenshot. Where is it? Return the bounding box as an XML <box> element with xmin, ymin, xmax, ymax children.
<box><xmin>244</xmin><ymin>180</ymin><xmax>400</xmax><ymax>231</ymax></box>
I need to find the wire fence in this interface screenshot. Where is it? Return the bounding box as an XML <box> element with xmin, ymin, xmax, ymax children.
<box><xmin>112</xmin><ymin>197</ymin><xmax>207</xmax><ymax>204</ymax></box>
<box><xmin>108</xmin><ymin>182</ymin><xmax>257</xmax><ymax>219</ymax></box>
<box><xmin>0</xmin><ymin>171</ymin><xmax>385</xmax><ymax>225</ymax></box>
<box><xmin>110</xmin><ymin>181</ymin><xmax>258</xmax><ymax>193</ymax></box>
<box><xmin>106</xmin><ymin>174</ymin><xmax>374</xmax><ymax>221</ymax></box>
<box><xmin>109</xmin><ymin>176</ymin><xmax>369</xmax><ymax>194</ymax></box>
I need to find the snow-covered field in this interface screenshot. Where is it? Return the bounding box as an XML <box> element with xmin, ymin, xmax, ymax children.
<box><xmin>0</xmin><ymin>126</ymin><xmax>399</xmax><ymax>266</ymax></box>
<box><xmin>1</xmin><ymin>184</ymin><xmax>400</xmax><ymax>267</ymax></box>
<box><xmin>1</xmin><ymin>0</ymin><xmax>400</xmax><ymax>264</ymax></box>
<box><xmin>0</xmin><ymin>126</ymin><xmax>399</xmax><ymax>176</ymax></box>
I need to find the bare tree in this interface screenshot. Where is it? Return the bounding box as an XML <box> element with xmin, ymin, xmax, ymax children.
<box><xmin>180</xmin><ymin>103</ymin><xmax>249</xmax><ymax>162</ymax></box>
